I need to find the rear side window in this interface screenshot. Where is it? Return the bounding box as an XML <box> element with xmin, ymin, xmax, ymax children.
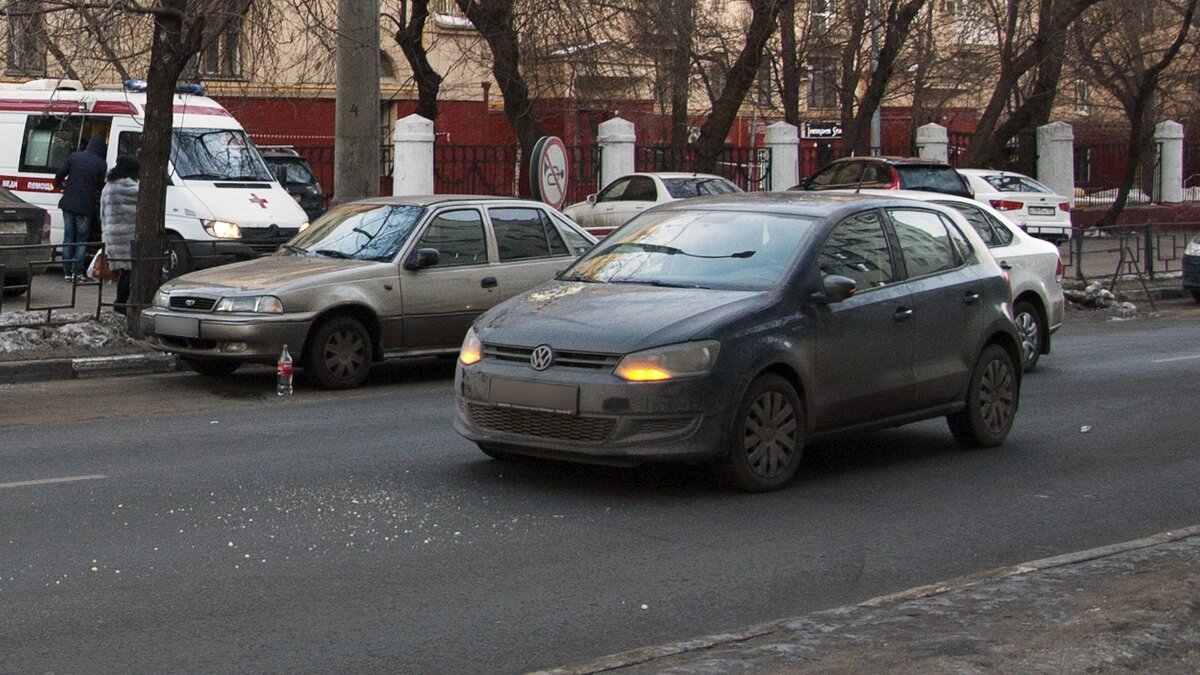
<box><xmin>489</xmin><ymin>207</ymin><xmax>569</xmax><ymax>261</ymax></box>
<box><xmin>621</xmin><ymin>176</ymin><xmax>658</xmax><ymax>201</ymax></box>
<box><xmin>819</xmin><ymin>210</ymin><xmax>896</xmax><ymax>290</ymax></box>
<box><xmin>896</xmin><ymin>166</ymin><xmax>968</xmax><ymax>195</ymax></box>
<box><xmin>887</xmin><ymin>208</ymin><xmax>961</xmax><ymax>277</ymax></box>
<box><xmin>549</xmin><ymin>211</ymin><xmax>595</xmax><ymax>255</ymax></box>
<box><xmin>935</xmin><ymin>201</ymin><xmax>1014</xmax><ymax>248</ymax></box>
<box><xmin>982</xmin><ymin>174</ymin><xmax>1052</xmax><ymax>193</ymax></box>
<box><xmin>20</xmin><ymin>116</ymin><xmax>83</xmax><ymax>173</ymax></box>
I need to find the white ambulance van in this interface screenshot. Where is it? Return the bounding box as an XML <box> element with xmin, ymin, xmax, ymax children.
<box><xmin>0</xmin><ymin>78</ymin><xmax>308</xmax><ymax>275</ymax></box>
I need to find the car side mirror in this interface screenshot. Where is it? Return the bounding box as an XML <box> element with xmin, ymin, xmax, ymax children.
<box><xmin>404</xmin><ymin>247</ymin><xmax>440</xmax><ymax>271</ymax></box>
<box><xmin>812</xmin><ymin>275</ymin><xmax>857</xmax><ymax>304</ymax></box>
<box><xmin>587</xmin><ymin>193</ymin><xmax>597</xmax><ymax>205</ymax></box>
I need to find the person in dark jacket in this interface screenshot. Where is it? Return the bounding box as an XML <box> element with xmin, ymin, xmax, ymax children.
<box><xmin>54</xmin><ymin>134</ymin><xmax>108</xmax><ymax>280</ymax></box>
<box><xmin>100</xmin><ymin>155</ymin><xmax>139</xmax><ymax>313</ymax></box>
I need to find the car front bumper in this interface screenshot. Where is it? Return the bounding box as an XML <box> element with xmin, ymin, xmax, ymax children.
<box><xmin>140</xmin><ymin>307</ymin><xmax>315</xmax><ymax>363</ymax></box>
<box><xmin>454</xmin><ymin>358</ymin><xmax>734</xmax><ymax>464</ymax></box>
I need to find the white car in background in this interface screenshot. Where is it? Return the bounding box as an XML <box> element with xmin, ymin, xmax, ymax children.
<box><xmin>834</xmin><ymin>189</ymin><xmax>1064</xmax><ymax>372</ymax></box>
<box><xmin>957</xmin><ymin>168</ymin><xmax>1073</xmax><ymax>246</ymax></box>
<box><xmin>563</xmin><ymin>172</ymin><xmax>742</xmax><ymax>237</ymax></box>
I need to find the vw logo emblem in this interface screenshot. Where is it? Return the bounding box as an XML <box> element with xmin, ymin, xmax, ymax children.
<box><xmin>530</xmin><ymin>345</ymin><xmax>554</xmax><ymax>371</ymax></box>
<box><xmin>185</xmin><ymin>299</ymin><xmax>195</xmax><ymax>307</ymax></box>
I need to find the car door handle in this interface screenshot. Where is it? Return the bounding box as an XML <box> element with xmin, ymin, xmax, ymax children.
<box><xmin>481</xmin><ymin>277</ymin><xmax>498</xmax><ymax>289</ymax></box>
<box><xmin>894</xmin><ymin>307</ymin><xmax>913</xmax><ymax>322</ymax></box>
<box><xmin>963</xmin><ymin>291</ymin><xmax>980</xmax><ymax>304</ymax></box>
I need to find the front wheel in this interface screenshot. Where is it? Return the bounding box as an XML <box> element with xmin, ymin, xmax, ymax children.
<box><xmin>716</xmin><ymin>373</ymin><xmax>805</xmax><ymax>492</ymax></box>
<box><xmin>162</xmin><ymin>234</ymin><xmax>192</xmax><ymax>281</ymax></box>
<box><xmin>1012</xmin><ymin>299</ymin><xmax>1044</xmax><ymax>372</ymax></box>
<box><xmin>947</xmin><ymin>344</ymin><xmax>1019</xmax><ymax>448</ymax></box>
<box><xmin>304</xmin><ymin>316</ymin><xmax>373</xmax><ymax>389</ymax></box>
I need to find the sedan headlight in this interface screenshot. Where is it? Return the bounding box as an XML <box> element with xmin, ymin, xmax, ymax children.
<box><xmin>202</xmin><ymin>219</ymin><xmax>242</xmax><ymax>239</ymax></box>
<box><xmin>1186</xmin><ymin>236</ymin><xmax>1200</xmax><ymax>256</ymax></box>
<box><xmin>298</xmin><ymin>221</ymin><xmax>311</xmax><ymax>232</ymax></box>
<box><xmin>214</xmin><ymin>295</ymin><xmax>284</xmax><ymax>313</ymax></box>
<box><xmin>154</xmin><ymin>288</ymin><xmax>170</xmax><ymax>308</ymax></box>
<box><xmin>614</xmin><ymin>340</ymin><xmax>720</xmax><ymax>382</ymax></box>
<box><xmin>459</xmin><ymin>327</ymin><xmax>482</xmax><ymax>366</ymax></box>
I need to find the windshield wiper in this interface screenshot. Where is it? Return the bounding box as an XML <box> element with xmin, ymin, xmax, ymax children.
<box><xmin>613</xmin><ymin>279</ymin><xmax>710</xmax><ymax>289</ymax></box>
<box><xmin>179</xmin><ymin>172</ymin><xmax>224</xmax><ymax>180</ymax></box>
<box><xmin>611</xmin><ymin>242</ymin><xmax>756</xmax><ymax>259</ymax></box>
<box><xmin>225</xmin><ymin>174</ymin><xmax>270</xmax><ymax>181</ymax></box>
<box><xmin>555</xmin><ymin>273</ymin><xmax>598</xmax><ymax>282</ymax></box>
<box><xmin>314</xmin><ymin>249</ymin><xmax>354</xmax><ymax>259</ymax></box>
<box><xmin>280</xmin><ymin>243</ymin><xmax>308</xmax><ymax>255</ymax></box>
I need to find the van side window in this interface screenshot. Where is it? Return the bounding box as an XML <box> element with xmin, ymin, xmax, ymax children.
<box><xmin>20</xmin><ymin>116</ymin><xmax>82</xmax><ymax>173</ymax></box>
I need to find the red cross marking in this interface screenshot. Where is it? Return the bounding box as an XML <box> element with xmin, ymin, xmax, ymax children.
<box><xmin>249</xmin><ymin>193</ymin><xmax>269</xmax><ymax>209</ymax></box>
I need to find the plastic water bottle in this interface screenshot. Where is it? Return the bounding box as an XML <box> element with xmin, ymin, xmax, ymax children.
<box><xmin>277</xmin><ymin>344</ymin><xmax>293</xmax><ymax>396</ymax></box>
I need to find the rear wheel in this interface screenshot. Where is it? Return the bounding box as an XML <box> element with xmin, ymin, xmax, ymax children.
<box><xmin>948</xmin><ymin>344</ymin><xmax>1018</xmax><ymax>448</ymax></box>
<box><xmin>716</xmin><ymin>374</ymin><xmax>805</xmax><ymax>492</ymax></box>
<box><xmin>183</xmin><ymin>357</ymin><xmax>240</xmax><ymax>378</ymax></box>
<box><xmin>304</xmin><ymin>316</ymin><xmax>373</xmax><ymax>389</ymax></box>
<box><xmin>2</xmin><ymin>274</ymin><xmax>29</xmax><ymax>298</ymax></box>
<box><xmin>1012</xmin><ymin>299</ymin><xmax>1044</xmax><ymax>372</ymax></box>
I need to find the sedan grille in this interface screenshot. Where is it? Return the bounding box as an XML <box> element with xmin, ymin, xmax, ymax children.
<box><xmin>483</xmin><ymin>344</ymin><xmax>620</xmax><ymax>370</ymax></box>
<box><xmin>467</xmin><ymin>403</ymin><xmax>615</xmax><ymax>443</ymax></box>
<box><xmin>169</xmin><ymin>296</ymin><xmax>217</xmax><ymax>311</ymax></box>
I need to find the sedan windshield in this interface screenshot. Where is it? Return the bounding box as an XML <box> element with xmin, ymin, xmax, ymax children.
<box><xmin>172</xmin><ymin>129</ymin><xmax>273</xmax><ymax>181</ymax></box>
<box><xmin>563</xmin><ymin>210</ymin><xmax>815</xmax><ymax>290</ymax></box>
<box><xmin>286</xmin><ymin>204</ymin><xmax>425</xmax><ymax>262</ymax></box>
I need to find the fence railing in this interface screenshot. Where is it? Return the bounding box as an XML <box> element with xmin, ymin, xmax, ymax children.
<box><xmin>634</xmin><ymin>145</ymin><xmax>772</xmax><ymax>192</ymax></box>
<box><xmin>1062</xmin><ymin>222</ymin><xmax>1200</xmax><ymax>282</ymax></box>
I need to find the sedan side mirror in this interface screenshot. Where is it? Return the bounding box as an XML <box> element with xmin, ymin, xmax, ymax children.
<box><xmin>812</xmin><ymin>274</ymin><xmax>857</xmax><ymax>304</ymax></box>
<box><xmin>587</xmin><ymin>193</ymin><xmax>597</xmax><ymax>205</ymax></box>
<box><xmin>404</xmin><ymin>247</ymin><xmax>440</xmax><ymax>271</ymax></box>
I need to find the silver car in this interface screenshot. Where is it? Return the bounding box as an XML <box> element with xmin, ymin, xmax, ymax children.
<box><xmin>141</xmin><ymin>195</ymin><xmax>596</xmax><ymax>388</ymax></box>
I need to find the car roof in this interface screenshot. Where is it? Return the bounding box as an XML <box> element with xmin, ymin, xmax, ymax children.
<box><xmin>341</xmin><ymin>194</ymin><xmax>557</xmax><ymax>208</ymax></box>
<box><xmin>956</xmin><ymin>168</ymin><xmax>1030</xmax><ymax>178</ymax></box>
<box><xmin>825</xmin><ymin>156</ymin><xmax>954</xmax><ymax>167</ymax></box>
<box><xmin>632</xmin><ymin>172</ymin><xmax>731</xmax><ymax>180</ymax></box>
<box><xmin>650</xmin><ymin>190</ymin><xmax>961</xmax><ymax>218</ymax></box>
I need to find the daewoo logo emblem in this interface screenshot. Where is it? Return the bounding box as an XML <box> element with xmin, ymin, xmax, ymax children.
<box><xmin>530</xmin><ymin>345</ymin><xmax>555</xmax><ymax>371</ymax></box>
<box><xmin>185</xmin><ymin>299</ymin><xmax>196</xmax><ymax>307</ymax></box>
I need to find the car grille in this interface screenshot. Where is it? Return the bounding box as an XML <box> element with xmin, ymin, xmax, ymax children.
<box><xmin>467</xmin><ymin>402</ymin><xmax>616</xmax><ymax>443</ymax></box>
<box><xmin>483</xmin><ymin>344</ymin><xmax>620</xmax><ymax>370</ymax></box>
<box><xmin>169</xmin><ymin>296</ymin><xmax>217</xmax><ymax>311</ymax></box>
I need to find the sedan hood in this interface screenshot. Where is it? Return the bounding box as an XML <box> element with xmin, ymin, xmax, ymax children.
<box><xmin>476</xmin><ymin>281</ymin><xmax>772</xmax><ymax>354</ymax></box>
<box><xmin>164</xmin><ymin>255</ymin><xmax>389</xmax><ymax>294</ymax></box>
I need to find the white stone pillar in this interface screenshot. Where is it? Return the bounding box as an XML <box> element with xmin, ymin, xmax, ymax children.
<box><xmin>1036</xmin><ymin>121</ymin><xmax>1075</xmax><ymax>200</ymax></box>
<box><xmin>392</xmin><ymin>114</ymin><xmax>434</xmax><ymax>196</ymax></box>
<box><xmin>764</xmin><ymin>122</ymin><xmax>799</xmax><ymax>191</ymax></box>
<box><xmin>1154</xmin><ymin>120</ymin><xmax>1184</xmax><ymax>204</ymax></box>
<box><xmin>597</xmin><ymin>117</ymin><xmax>636</xmax><ymax>191</ymax></box>
<box><xmin>915</xmin><ymin>123</ymin><xmax>948</xmax><ymax>163</ymax></box>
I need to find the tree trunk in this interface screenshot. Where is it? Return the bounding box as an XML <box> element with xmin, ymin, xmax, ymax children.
<box><xmin>837</xmin><ymin>0</ymin><xmax>867</xmax><ymax>152</ymax></box>
<box><xmin>394</xmin><ymin>0</ymin><xmax>443</xmax><ymax>121</ymax></box>
<box><xmin>670</xmin><ymin>1</ymin><xmax>695</xmax><ymax>159</ymax></box>
<box><xmin>779</xmin><ymin>0</ymin><xmax>799</xmax><ymax>127</ymax></box>
<box><xmin>842</xmin><ymin>0</ymin><xmax>926</xmax><ymax>156</ymax></box>
<box><xmin>692</xmin><ymin>0</ymin><xmax>784</xmax><ymax>173</ymax></box>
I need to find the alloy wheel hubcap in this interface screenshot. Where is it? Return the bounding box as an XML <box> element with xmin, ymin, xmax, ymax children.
<box><xmin>324</xmin><ymin>330</ymin><xmax>365</xmax><ymax>379</ymax></box>
<box><xmin>743</xmin><ymin>391</ymin><xmax>798</xmax><ymax>478</ymax></box>
<box><xmin>1015</xmin><ymin>311</ymin><xmax>1039</xmax><ymax>364</ymax></box>
<box><xmin>978</xmin><ymin>358</ymin><xmax>1015</xmax><ymax>433</ymax></box>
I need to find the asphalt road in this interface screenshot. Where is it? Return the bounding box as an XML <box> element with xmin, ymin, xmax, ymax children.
<box><xmin>1</xmin><ymin>310</ymin><xmax>1199</xmax><ymax>674</ymax></box>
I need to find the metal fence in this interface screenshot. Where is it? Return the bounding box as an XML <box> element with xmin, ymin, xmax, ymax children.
<box><xmin>634</xmin><ymin>145</ymin><xmax>773</xmax><ymax>192</ymax></box>
<box><xmin>1073</xmin><ymin>142</ymin><xmax>1155</xmax><ymax>206</ymax></box>
<box><xmin>1061</xmin><ymin>222</ymin><xmax>1200</xmax><ymax>283</ymax></box>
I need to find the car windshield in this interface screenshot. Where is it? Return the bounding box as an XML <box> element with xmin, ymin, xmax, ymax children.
<box><xmin>981</xmin><ymin>174</ymin><xmax>1052</xmax><ymax>193</ymax></box>
<box><xmin>562</xmin><ymin>209</ymin><xmax>814</xmax><ymax>290</ymax></box>
<box><xmin>285</xmin><ymin>204</ymin><xmax>425</xmax><ymax>262</ymax></box>
<box><xmin>896</xmin><ymin>166</ymin><xmax>966</xmax><ymax>193</ymax></box>
<box><xmin>267</xmin><ymin>159</ymin><xmax>315</xmax><ymax>184</ymax></box>
<box><xmin>172</xmin><ymin>128</ymin><xmax>273</xmax><ymax>181</ymax></box>
<box><xmin>662</xmin><ymin>177</ymin><xmax>743</xmax><ymax>198</ymax></box>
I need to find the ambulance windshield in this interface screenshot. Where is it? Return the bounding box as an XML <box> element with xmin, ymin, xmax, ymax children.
<box><xmin>172</xmin><ymin>128</ymin><xmax>273</xmax><ymax>181</ymax></box>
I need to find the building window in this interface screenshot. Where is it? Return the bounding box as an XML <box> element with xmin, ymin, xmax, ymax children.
<box><xmin>810</xmin><ymin>0</ymin><xmax>835</xmax><ymax>33</ymax></box>
<box><xmin>200</xmin><ymin>19</ymin><xmax>242</xmax><ymax>79</ymax></box>
<box><xmin>807</xmin><ymin>56</ymin><xmax>838</xmax><ymax>110</ymax></box>
<box><xmin>939</xmin><ymin>0</ymin><xmax>965</xmax><ymax>15</ymax></box>
<box><xmin>1074</xmin><ymin>81</ymin><xmax>1091</xmax><ymax>116</ymax></box>
<box><xmin>5</xmin><ymin>1</ymin><xmax>46</xmax><ymax>77</ymax></box>
<box><xmin>433</xmin><ymin>0</ymin><xmax>464</xmax><ymax>15</ymax></box>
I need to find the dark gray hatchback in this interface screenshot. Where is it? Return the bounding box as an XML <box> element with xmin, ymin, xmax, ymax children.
<box><xmin>454</xmin><ymin>192</ymin><xmax>1021</xmax><ymax>492</ymax></box>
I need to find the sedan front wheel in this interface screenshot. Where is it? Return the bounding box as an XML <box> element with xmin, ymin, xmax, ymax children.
<box><xmin>947</xmin><ymin>344</ymin><xmax>1018</xmax><ymax>448</ymax></box>
<box><xmin>717</xmin><ymin>373</ymin><xmax>805</xmax><ymax>492</ymax></box>
<box><xmin>304</xmin><ymin>316</ymin><xmax>373</xmax><ymax>389</ymax></box>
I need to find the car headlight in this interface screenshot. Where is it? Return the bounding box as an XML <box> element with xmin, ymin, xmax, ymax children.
<box><xmin>1186</xmin><ymin>236</ymin><xmax>1200</xmax><ymax>256</ymax></box>
<box><xmin>214</xmin><ymin>295</ymin><xmax>284</xmax><ymax>313</ymax></box>
<box><xmin>154</xmin><ymin>288</ymin><xmax>170</xmax><ymax>308</ymax></box>
<box><xmin>459</xmin><ymin>327</ymin><xmax>482</xmax><ymax>366</ymax></box>
<box><xmin>298</xmin><ymin>221</ymin><xmax>311</xmax><ymax>232</ymax></box>
<box><xmin>202</xmin><ymin>219</ymin><xmax>242</xmax><ymax>239</ymax></box>
<box><xmin>614</xmin><ymin>340</ymin><xmax>720</xmax><ymax>382</ymax></box>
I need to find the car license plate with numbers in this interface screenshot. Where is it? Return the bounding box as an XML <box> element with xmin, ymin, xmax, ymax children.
<box><xmin>489</xmin><ymin>378</ymin><xmax>578</xmax><ymax>414</ymax></box>
<box><xmin>0</xmin><ymin>220</ymin><xmax>25</xmax><ymax>234</ymax></box>
<box><xmin>1028</xmin><ymin>206</ymin><xmax>1056</xmax><ymax>216</ymax></box>
<box><xmin>154</xmin><ymin>315</ymin><xmax>200</xmax><ymax>338</ymax></box>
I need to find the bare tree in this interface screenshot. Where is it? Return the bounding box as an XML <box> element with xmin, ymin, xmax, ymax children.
<box><xmin>1073</xmin><ymin>0</ymin><xmax>1199</xmax><ymax>226</ymax></box>
<box><xmin>385</xmin><ymin>0</ymin><xmax>443</xmax><ymax>120</ymax></box>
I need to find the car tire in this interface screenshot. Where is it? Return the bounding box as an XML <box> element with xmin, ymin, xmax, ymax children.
<box><xmin>716</xmin><ymin>373</ymin><xmax>805</xmax><ymax>493</ymax></box>
<box><xmin>163</xmin><ymin>233</ymin><xmax>192</xmax><ymax>280</ymax></box>
<box><xmin>2</xmin><ymin>274</ymin><xmax>29</xmax><ymax>298</ymax></box>
<box><xmin>304</xmin><ymin>316</ymin><xmax>373</xmax><ymax>389</ymax></box>
<box><xmin>1012</xmin><ymin>299</ymin><xmax>1044</xmax><ymax>372</ymax></box>
<box><xmin>183</xmin><ymin>357</ymin><xmax>240</xmax><ymax>378</ymax></box>
<box><xmin>947</xmin><ymin>344</ymin><xmax>1019</xmax><ymax>449</ymax></box>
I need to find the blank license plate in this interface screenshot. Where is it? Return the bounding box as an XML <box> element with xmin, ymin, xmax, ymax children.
<box><xmin>0</xmin><ymin>221</ymin><xmax>25</xmax><ymax>234</ymax></box>
<box><xmin>1028</xmin><ymin>206</ymin><xmax>1056</xmax><ymax>216</ymax></box>
<box><xmin>489</xmin><ymin>378</ymin><xmax>578</xmax><ymax>414</ymax></box>
<box><xmin>155</xmin><ymin>315</ymin><xmax>200</xmax><ymax>338</ymax></box>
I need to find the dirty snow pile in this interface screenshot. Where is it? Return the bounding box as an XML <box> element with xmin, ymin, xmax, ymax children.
<box><xmin>1063</xmin><ymin>282</ymin><xmax>1139</xmax><ymax>317</ymax></box>
<box><xmin>0</xmin><ymin>311</ymin><xmax>136</xmax><ymax>354</ymax></box>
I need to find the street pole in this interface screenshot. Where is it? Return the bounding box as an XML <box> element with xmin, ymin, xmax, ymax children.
<box><xmin>868</xmin><ymin>0</ymin><xmax>882</xmax><ymax>156</ymax></box>
<box><xmin>334</xmin><ymin>0</ymin><xmax>381</xmax><ymax>205</ymax></box>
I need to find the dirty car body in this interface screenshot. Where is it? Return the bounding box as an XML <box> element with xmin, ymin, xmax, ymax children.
<box><xmin>141</xmin><ymin>195</ymin><xmax>596</xmax><ymax>388</ymax></box>
<box><xmin>455</xmin><ymin>193</ymin><xmax>1022</xmax><ymax>491</ymax></box>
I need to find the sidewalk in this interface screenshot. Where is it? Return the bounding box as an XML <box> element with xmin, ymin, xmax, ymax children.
<box><xmin>540</xmin><ymin>526</ymin><xmax>1200</xmax><ymax>674</ymax></box>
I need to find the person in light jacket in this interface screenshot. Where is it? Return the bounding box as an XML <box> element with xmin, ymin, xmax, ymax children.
<box><xmin>100</xmin><ymin>155</ymin><xmax>139</xmax><ymax>313</ymax></box>
<box><xmin>54</xmin><ymin>134</ymin><xmax>108</xmax><ymax>280</ymax></box>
